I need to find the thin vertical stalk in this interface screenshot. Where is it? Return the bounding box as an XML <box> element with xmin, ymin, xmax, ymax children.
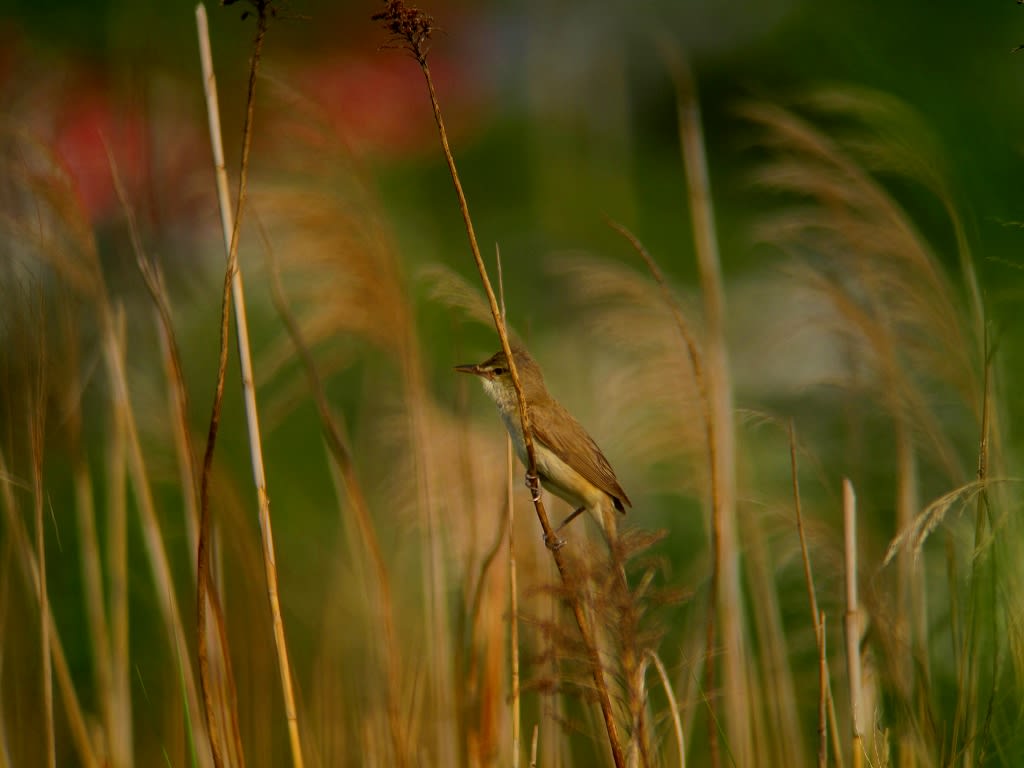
<box><xmin>371</xmin><ymin>7</ymin><xmax>626</xmax><ymax>762</ymax></box>
<box><xmin>419</xmin><ymin>51</ymin><xmax>626</xmax><ymax>768</ymax></box>
<box><xmin>790</xmin><ymin>423</ymin><xmax>843</xmax><ymax>768</ymax></box>
<box><xmin>106</xmin><ymin>137</ymin><xmax>219</xmax><ymax>766</ymax></box>
<box><xmin>0</xmin><ymin>537</ymin><xmax>11</xmax><ymax>768</ymax></box>
<box><xmin>105</xmin><ymin>137</ymin><xmax>202</xmax><ymax>584</ymax></box>
<box><xmin>73</xmin><ymin>459</ymin><xmax>114</xmax><ymax>760</ymax></box>
<box><xmin>895</xmin><ymin>420</ymin><xmax>921</xmax><ymax>768</ymax></box>
<box><xmin>102</xmin><ymin>306</ymin><xmax>214</xmax><ymax>768</ymax></box>
<box><xmin>626</xmin><ymin>654</ymin><xmax>651</xmax><ymax>768</ymax></box>
<box><xmin>195</xmin><ymin>4</ymin><xmax>303</xmax><ymax>766</ymax></box>
<box><xmin>265</xmin><ymin>240</ymin><xmax>407</xmax><ymax>766</ymax></box>
<box><xmin>843</xmin><ymin>479</ymin><xmax>863</xmax><ymax>768</ymax></box>
<box><xmin>818</xmin><ymin>613</ymin><xmax>828</xmax><ymax>768</ymax></box>
<box><xmin>646</xmin><ymin>650</ymin><xmax>685</xmax><ymax>768</ymax></box>
<box><xmin>955</xmin><ymin>325</ymin><xmax>994</xmax><ymax>766</ymax></box>
<box><xmin>89</xmin><ymin>152</ymin><xmax>208</xmax><ymax>762</ymax></box>
<box><xmin>106</xmin><ymin>307</ymin><xmax>133</xmax><ymax>767</ymax></box>
<box><xmin>497</xmin><ymin>248</ymin><xmax>522</xmax><ymax>768</ymax></box>
<box><xmin>158</xmin><ymin>317</ymin><xmax>201</xmax><ymax>577</ymax></box>
<box><xmin>662</xmin><ymin>43</ymin><xmax>745</xmax><ymax>766</ymax></box>
<box><xmin>507</xmin><ymin>436</ymin><xmax>521</xmax><ymax>768</ymax></box>
<box><xmin>544</xmin><ymin>561</ymin><xmax>562</xmax><ymax>768</ymax></box>
<box><xmin>28</xmin><ymin>330</ymin><xmax>54</xmax><ymax>768</ymax></box>
<box><xmin>402</xmin><ymin>339</ymin><xmax>456</xmax><ymax>765</ymax></box>
<box><xmin>0</xmin><ymin>450</ymin><xmax>99</xmax><ymax>768</ymax></box>
<box><xmin>60</xmin><ymin>300</ymin><xmax>117</xmax><ymax>765</ymax></box>
<box><xmin>745</xmin><ymin>513</ymin><xmax>802</xmax><ymax>768</ymax></box>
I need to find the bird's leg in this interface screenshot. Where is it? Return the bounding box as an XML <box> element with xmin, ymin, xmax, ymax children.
<box><xmin>524</xmin><ymin>471</ymin><xmax>542</xmax><ymax>503</ymax></box>
<box><xmin>524</xmin><ymin>472</ymin><xmax>575</xmax><ymax>551</ymax></box>
<box><xmin>556</xmin><ymin>507</ymin><xmax>586</xmax><ymax>532</ymax></box>
<box><xmin>543</xmin><ymin>507</ymin><xmax>585</xmax><ymax>551</ymax></box>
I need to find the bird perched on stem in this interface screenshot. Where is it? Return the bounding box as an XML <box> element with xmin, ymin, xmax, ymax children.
<box><xmin>455</xmin><ymin>345</ymin><xmax>630</xmax><ymax>547</ymax></box>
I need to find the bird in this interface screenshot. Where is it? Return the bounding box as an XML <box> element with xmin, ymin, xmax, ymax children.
<box><xmin>455</xmin><ymin>344</ymin><xmax>630</xmax><ymax>547</ymax></box>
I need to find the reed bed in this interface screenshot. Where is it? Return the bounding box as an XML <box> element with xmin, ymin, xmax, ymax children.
<box><xmin>0</xmin><ymin>3</ymin><xmax>1019</xmax><ymax>767</ymax></box>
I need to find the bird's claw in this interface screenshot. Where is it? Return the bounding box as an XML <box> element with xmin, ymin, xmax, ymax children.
<box><xmin>544</xmin><ymin>531</ymin><xmax>567</xmax><ymax>551</ymax></box>
<box><xmin>524</xmin><ymin>471</ymin><xmax>542</xmax><ymax>503</ymax></box>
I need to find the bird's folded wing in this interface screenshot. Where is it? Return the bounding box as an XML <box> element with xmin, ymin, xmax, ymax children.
<box><xmin>531</xmin><ymin>401</ymin><xmax>631</xmax><ymax>509</ymax></box>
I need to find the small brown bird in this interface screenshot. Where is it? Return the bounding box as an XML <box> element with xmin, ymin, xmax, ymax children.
<box><xmin>455</xmin><ymin>345</ymin><xmax>630</xmax><ymax>544</ymax></box>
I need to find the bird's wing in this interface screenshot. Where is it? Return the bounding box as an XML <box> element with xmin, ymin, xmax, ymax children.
<box><xmin>531</xmin><ymin>401</ymin><xmax>631</xmax><ymax>511</ymax></box>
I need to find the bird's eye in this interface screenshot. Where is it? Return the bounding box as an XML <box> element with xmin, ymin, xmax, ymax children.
<box><xmin>493</xmin><ymin>367</ymin><xmax>506</xmax><ymax>375</ymax></box>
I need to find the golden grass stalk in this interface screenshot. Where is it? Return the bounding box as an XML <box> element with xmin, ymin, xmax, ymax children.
<box><xmin>843</xmin><ymin>478</ymin><xmax>863</xmax><ymax>768</ymax></box>
<box><xmin>105</xmin><ymin>307</ymin><xmax>133</xmax><ymax>766</ymax></box>
<box><xmin>744</xmin><ymin>93</ymin><xmax>994</xmax><ymax>762</ymax></box>
<box><xmin>195</xmin><ymin>4</ymin><xmax>303</xmax><ymax>765</ymax></box>
<box><xmin>372</xmin><ymin>3</ymin><xmax>626</xmax><ymax>764</ymax></box>
<box><xmin>104</xmin><ymin>137</ymin><xmax>201</xmax><ymax>581</ymax></box>
<box><xmin>104</xmin><ymin>137</ymin><xmax>222</xmax><ymax>766</ymax></box>
<box><xmin>541</xmin><ymin>559</ymin><xmax>563</xmax><ymax>768</ymax></box>
<box><xmin>0</xmin><ymin>541</ymin><xmax>10</xmax><ymax>762</ymax></box>
<box><xmin>159</xmin><ymin>315</ymin><xmax>201</xmax><ymax>573</ymax></box>
<box><xmin>599</xmin><ymin>220</ymin><xmax>716</xmax><ymax>764</ymax></box>
<box><xmin>457</xmin><ymin>498</ymin><xmax>507</xmax><ymax>764</ymax></box>
<box><xmin>507</xmin><ymin>435</ymin><xmax>522</xmax><ymax>768</ymax></box>
<box><xmin>264</xmin><ymin>232</ymin><xmax>408</xmax><ymax>766</ymax></box>
<box><xmin>744</xmin><ymin>510</ymin><xmax>803</xmax><ymax>767</ymax></box>
<box><xmin>0</xmin><ymin>121</ymin><xmax>214</xmax><ymax>766</ymax></box>
<box><xmin>894</xmin><ymin>419</ymin><xmax>923</xmax><ymax>736</ymax></box>
<box><xmin>474</xmin><ymin>548</ymin><xmax>509</xmax><ymax>766</ymax></box>
<box><xmin>818</xmin><ymin>612</ymin><xmax>828</xmax><ymax>768</ymax></box>
<box><xmin>244</xmin><ymin>124</ymin><xmax>441</xmax><ymax>754</ymax></box>
<box><xmin>0</xmin><ymin>447</ymin><xmax>98</xmax><ymax>768</ymax></box>
<box><xmin>26</xmin><ymin>306</ymin><xmax>54</xmax><ymax>768</ymax></box>
<box><xmin>660</xmin><ymin>41</ymin><xmax>745</xmax><ymax>766</ymax></box>
<box><xmin>646</xmin><ymin>650</ymin><xmax>686</xmax><ymax>768</ymax></box>
<box><xmin>605</xmin><ymin>219</ymin><xmax>707</xmax><ymax>408</ymax></box>
<box><xmin>59</xmin><ymin>299</ymin><xmax>117</xmax><ymax>764</ymax></box>
<box><xmin>37</xmin><ymin>304</ymin><xmax>104</xmax><ymax>766</ymax></box>
<box><xmin>790</xmin><ymin>422</ymin><xmax>843</xmax><ymax>768</ymax></box>
<box><xmin>403</xmin><ymin>335</ymin><xmax>456</xmax><ymax>766</ymax></box>
<box><xmin>602</xmin><ymin>219</ymin><xmax>711</xmax><ymax>497</ymax></box>
<box><xmin>72</xmin><ymin>442</ymin><xmax>113</xmax><ymax>759</ymax></box>
<box><xmin>953</xmin><ymin>324</ymin><xmax>996</xmax><ymax>765</ymax></box>
<box><xmin>102</xmin><ymin>302</ymin><xmax>217</xmax><ymax>767</ymax></box>
<box><xmin>626</xmin><ymin>649</ymin><xmax>650</xmax><ymax>768</ymax></box>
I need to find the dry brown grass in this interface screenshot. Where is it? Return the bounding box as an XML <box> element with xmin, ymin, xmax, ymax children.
<box><xmin>1</xmin><ymin>10</ymin><xmax>1022</xmax><ymax>768</ymax></box>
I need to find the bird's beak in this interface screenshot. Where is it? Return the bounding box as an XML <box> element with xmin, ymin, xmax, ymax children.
<box><xmin>454</xmin><ymin>363</ymin><xmax>483</xmax><ymax>377</ymax></box>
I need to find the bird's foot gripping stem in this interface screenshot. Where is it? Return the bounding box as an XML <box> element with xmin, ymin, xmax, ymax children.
<box><xmin>544</xmin><ymin>531</ymin><xmax>566</xmax><ymax>551</ymax></box>
<box><xmin>543</xmin><ymin>507</ymin><xmax>585</xmax><ymax>552</ymax></box>
<box><xmin>524</xmin><ymin>471</ymin><xmax>542</xmax><ymax>503</ymax></box>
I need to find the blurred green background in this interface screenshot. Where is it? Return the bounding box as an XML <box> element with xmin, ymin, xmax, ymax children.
<box><xmin>2</xmin><ymin>0</ymin><xmax>1023</xmax><ymax>765</ymax></box>
<box><xmin>4</xmin><ymin>0</ymin><xmax>1022</xmax><ymax>319</ymax></box>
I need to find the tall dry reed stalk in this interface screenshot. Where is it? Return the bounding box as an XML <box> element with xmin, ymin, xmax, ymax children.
<box><xmin>658</xmin><ymin>42</ymin><xmax>746</xmax><ymax>768</ymax></box>
<box><xmin>0</xmin><ymin>124</ymin><xmax>218</xmax><ymax>766</ymax></box>
<box><xmin>26</xmin><ymin>299</ymin><xmax>54</xmax><ymax>768</ymax></box>
<box><xmin>843</xmin><ymin>479</ymin><xmax>863</xmax><ymax>768</ymax></box>
<box><xmin>195</xmin><ymin>3</ymin><xmax>303</xmax><ymax>765</ymax></box>
<box><xmin>372</xmin><ymin>2</ymin><xmax>637</xmax><ymax>763</ymax></box>
<box><xmin>264</xmin><ymin>229</ymin><xmax>408</xmax><ymax>766</ymax></box>
<box><xmin>744</xmin><ymin>87</ymin><xmax>1018</xmax><ymax>766</ymax></box>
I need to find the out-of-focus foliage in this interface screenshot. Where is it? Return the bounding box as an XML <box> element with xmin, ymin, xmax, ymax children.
<box><xmin>1</xmin><ymin>0</ymin><xmax>1023</xmax><ymax>765</ymax></box>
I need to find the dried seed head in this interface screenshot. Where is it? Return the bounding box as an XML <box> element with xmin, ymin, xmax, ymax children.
<box><xmin>372</xmin><ymin>0</ymin><xmax>435</xmax><ymax>63</ymax></box>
